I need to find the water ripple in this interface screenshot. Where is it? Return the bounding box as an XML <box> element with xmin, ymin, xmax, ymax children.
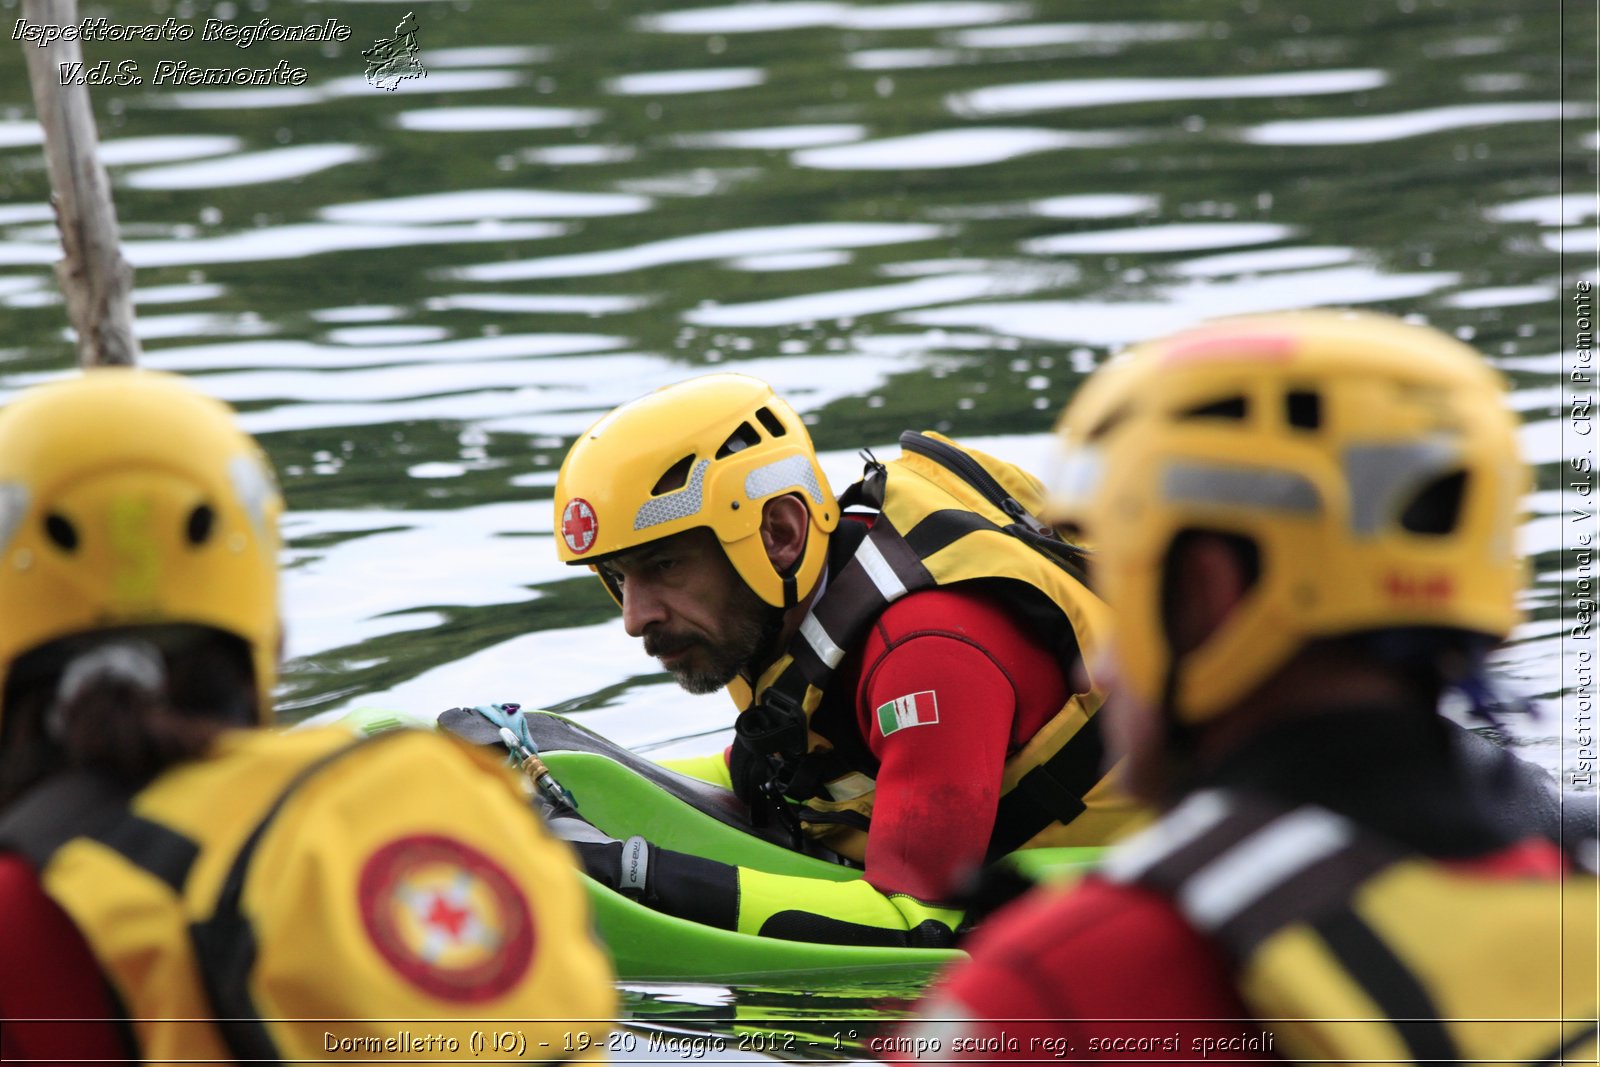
<box><xmin>451</xmin><ymin>221</ymin><xmax>946</xmax><ymax>281</ymax></box>
<box><xmin>794</xmin><ymin>127</ymin><xmax>1138</xmax><ymax>169</ymax></box>
<box><xmin>847</xmin><ymin>48</ymin><xmax>963</xmax><ymax>70</ymax></box>
<box><xmin>686</xmin><ymin>272</ymin><xmax>1049</xmax><ymax>327</ymax></box>
<box><xmin>0</xmin><ymin>204</ymin><xmax>55</xmax><ymax>225</ymax></box>
<box><xmin>671</xmin><ymin>124</ymin><xmax>867</xmax><ymax>149</ymax></box>
<box><xmin>726</xmin><ymin>251</ymin><xmax>854</xmax><ymax>271</ymax></box>
<box><xmin>141</xmin><ymin>332</ymin><xmax>629</xmax><ymax>372</ymax></box>
<box><xmin>122</xmin><ymin>144</ymin><xmax>368</xmax><ymax>189</ymax></box>
<box><xmin>1488</xmin><ymin>194</ymin><xmax>1594</xmax><ymax>227</ymax></box>
<box><xmin>1240</xmin><ymin>101</ymin><xmax>1571</xmax><ymax>146</ymax></box>
<box><xmin>151</xmin><ymin>71</ymin><xmax>525</xmax><ymax>111</ymax></box>
<box><xmin>99</xmin><ymin>134</ymin><xmax>242</xmax><ymax>166</ymax></box>
<box><xmin>521</xmin><ymin>145</ymin><xmax>638</xmax><ymax>165</ymax></box>
<box><xmin>641</xmin><ymin>0</ymin><xmax>1029</xmax><ymax>34</ymax></box>
<box><xmin>1024</xmin><ymin>222</ymin><xmax>1295</xmax><ymax>256</ymax></box>
<box><xmin>949</xmin><ymin>68</ymin><xmax>1387</xmax><ymax>117</ymax></box>
<box><xmin>1030</xmin><ymin>193</ymin><xmax>1161</xmax><ymax>219</ymax></box>
<box><xmin>0</xmin><ymin>120</ymin><xmax>43</xmax><ymax>148</ymax></box>
<box><xmin>1169</xmin><ymin>246</ymin><xmax>1358</xmax><ymax>277</ymax></box>
<box><xmin>395</xmin><ymin>106</ymin><xmax>603</xmax><ymax>132</ymax></box>
<box><xmin>901</xmin><ymin>265</ymin><xmax>1459</xmax><ymax>346</ymax></box>
<box><xmin>425</xmin><ymin>46</ymin><xmax>553</xmax><ymax>68</ymax></box>
<box><xmin>100</xmin><ymin>221</ymin><xmax>565</xmax><ymax>268</ymax></box>
<box><xmin>322</xmin><ymin>189</ymin><xmax>651</xmax><ymax>223</ymax></box>
<box><xmin>947</xmin><ymin>21</ymin><xmax>1208</xmax><ymax>47</ymax></box>
<box><xmin>427</xmin><ymin>294</ymin><xmax>655</xmax><ymax>315</ymax></box>
<box><xmin>606</xmin><ymin>69</ymin><xmax>767</xmax><ymax>95</ymax></box>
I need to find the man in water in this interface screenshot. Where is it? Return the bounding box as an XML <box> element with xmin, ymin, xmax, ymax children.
<box><xmin>543</xmin><ymin>372</ymin><xmax>1142</xmax><ymax>945</ymax></box>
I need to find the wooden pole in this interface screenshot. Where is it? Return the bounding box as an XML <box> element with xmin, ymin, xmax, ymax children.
<box><xmin>21</xmin><ymin>0</ymin><xmax>139</xmax><ymax>367</ymax></box>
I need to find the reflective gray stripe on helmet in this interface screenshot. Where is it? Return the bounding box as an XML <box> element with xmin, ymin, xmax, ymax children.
<box><xmin>634</xmin><ymin>458</ymin><xmax>709</xmax><ymax>530</ymax></box>
<box><xmin>1342</xmin><ymin>438</ymin><xmax>1459</xmax><ymax>537</ymax></box>
<box><xmin>1049</xmin><ymin>447</ymin><xmax>1104</xmax><ymax>507</ymax></box>
<box><xmin>228</xmin><ymin>454</ymin><xmax>278</xmax><ymax>537</ymax></box>
<box><xmin>744</xmin><ymin>454</ymin><xmax>825</xmax><ymax>506</ymax></box>
<box><xmin>1162</xmin><ymin>462</ymin><xmax>1321</xmax><ymax>514</ymax></box>
<box><xmin>0</xmin><ymin>483</ymin><xmax>29</xmax><ymax>557</ymax></box>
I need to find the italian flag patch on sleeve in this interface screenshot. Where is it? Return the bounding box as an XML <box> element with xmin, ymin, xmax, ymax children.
<box><xmin>876</xmin><ymin>691</ymin><xmax>940</xmax><ymax>736</ymax></box>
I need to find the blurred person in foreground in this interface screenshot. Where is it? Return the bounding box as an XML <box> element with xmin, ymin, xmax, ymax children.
<box><xmin>900</xmin><ymin>310</ymin><xmax>1598</xmax><ymax>1063</ymax></box>
<box><xmin>0</xmin><ymin>370</ymin><xmax>615</xmax><ymax>1062</ymax></box>
<box><xmin>543</xmin><ymin>373</ymin><xmax>1144</xmax><ymax>946</ymax></box>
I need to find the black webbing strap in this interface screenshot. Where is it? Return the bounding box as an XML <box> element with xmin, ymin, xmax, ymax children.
<box><xmin>0</xmin><ymin>772</ymin><xmax>201</xmax><ymax>1062</ymax></box>
<box><xmin>0</xmin><ymin>771</ymin><xmax>200</xmax><ymax>894</ymax></box>
<box><xmin>986</xmin><ymin>714</ymin><xmax>1107</xmax><ymax>859</ymax></box>
<box><xmin>189</xmin><ymin>732</ymin><xmax>393</xmax><ymax>1065</ymax></box>
<box><xmin>1309</xmin><ymin>907</ymin><xmax>1461</xmax><ymax>1063</ymax></box>
<box><xmin>906</xmin><ymin>508</ymin><xmax>1091</xmax><ymax>588</ymax></box>
<box><xmin>788</xmin><ymin>518</ymin><xmax>931</xmax><ymax>690</ymax></box>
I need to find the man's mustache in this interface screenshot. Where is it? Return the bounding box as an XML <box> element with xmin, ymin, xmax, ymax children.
<box><xmin>643</xmin><ymin>629</ymin><xmax>702</xmax><ymax>658</ymax></box>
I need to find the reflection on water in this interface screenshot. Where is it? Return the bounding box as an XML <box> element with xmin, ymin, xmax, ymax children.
<box><xmin>0</xmin><ymin>0</ymin><xmax>1590</xmax><ymax>1033</ymax></box>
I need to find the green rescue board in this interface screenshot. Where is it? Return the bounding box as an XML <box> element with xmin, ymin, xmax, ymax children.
<box><xmin>332</xmin><ymin>706</ymin><xmax>1105</xmax><ymax>983</ymax></box>
<box><xmin>539</xmin><ymin>747</ymin><xmax>1104</xmax><ymax>983</ymax></box>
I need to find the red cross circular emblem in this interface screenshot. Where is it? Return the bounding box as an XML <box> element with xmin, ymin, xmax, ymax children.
<box><xmin>561</xmin><ymin>497</ymin><xmax>598</xmax><ymax>555</ymax></box>
<box><xmin>358</xmin><ymin>835</ymin><xmax>535</xmax><ymax>1002</ymax></box>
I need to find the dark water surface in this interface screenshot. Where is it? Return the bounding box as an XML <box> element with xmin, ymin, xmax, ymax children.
<box><xmin>1</xmin><ymin>0</ymin><xmax>1594</xmax><ymax>1042</ymax></box>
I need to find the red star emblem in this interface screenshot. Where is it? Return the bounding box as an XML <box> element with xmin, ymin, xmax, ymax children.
<box><xmin>425</xmin><ymin>893</ymin><xmax>471</xmax><ymax>940</ymax></box>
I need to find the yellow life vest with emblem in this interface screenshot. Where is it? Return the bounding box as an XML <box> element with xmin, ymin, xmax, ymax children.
<box><xmin>1102</xmin><ymin>788</ymin><xmax>1600</xmax><ymax>1064</ymax></box>
<box><xmin>0</xmin><ymin>725</ymin><xmax>616</xmax><ymax>1062</ymax></box>
<box><xmin>726</xmin><ymin>431</ymin><xmax>1143</xmax><ymax>862</ymax></box>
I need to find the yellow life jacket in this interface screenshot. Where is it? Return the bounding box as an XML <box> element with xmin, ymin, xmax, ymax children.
<box><xmin>1102</xmin><ymin>788</ymin><xmax>1600</xmax><ymax>1064</ymax></box>
<box><xmin>726</xmin><ymin>431</ymin><xmax>1144</xmax><ymax>862</ymax></box>
<box><xmin>0</xmin><ymin>726</ymin><xmax>617</xmax><ymax>1062</ymax></box>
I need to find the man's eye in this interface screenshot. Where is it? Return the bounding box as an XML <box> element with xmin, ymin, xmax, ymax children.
<box><xmin>654</xmin><ymin>557</ymin><xmax>678</xmax><ymax>573</ymax></box>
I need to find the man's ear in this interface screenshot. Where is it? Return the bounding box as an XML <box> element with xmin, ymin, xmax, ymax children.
<box><xmin>1163</xmin><ymin>531</ymin><xmax>1255</xmax><ymax>656</ymax></box>
<box><xmin>759</xmin><ymin>495</ymin><xmax>811</xmax><ymax>572</ymax></box>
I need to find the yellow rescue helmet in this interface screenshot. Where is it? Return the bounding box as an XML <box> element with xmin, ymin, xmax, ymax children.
<box><xmin>1045</xmin><ymin>309</ymin><xmax>1527</xmax><ymax>723</ymax></box>
<box><xmin>553</xmin><ymin>374</ymin><xmax>838</xmax><ymax>608</ymax></box>
<box><xmin>0</xmin><ymin>369</ymin><xmax>283</xmax><ymax>724</ymax></box>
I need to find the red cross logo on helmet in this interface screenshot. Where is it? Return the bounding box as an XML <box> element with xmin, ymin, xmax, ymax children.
<box><xmin>561</xmin><ymin>498</ymin><xmax>598</xmax><ymax>555</ymax></box>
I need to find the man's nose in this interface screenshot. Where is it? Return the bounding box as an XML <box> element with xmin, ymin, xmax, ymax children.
<box><xmin>621</xmin><ymin>581</ymin><xmax>667</xmax><ymax>637</ymax></box>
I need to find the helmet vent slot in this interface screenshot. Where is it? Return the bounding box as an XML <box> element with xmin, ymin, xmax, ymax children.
<box><xmin>715</xmin><ymin>421</ymin><xmax>761</xmax><ymax>459</ymax></box>
<box><xmin>1285</xmin><ymin>390</ymin><xmax>1322</xmax><ymax>429</ymax></box>
<box><xmin>1085</xmin><ymin>404</ymin><xmax>1131</xmax><ymax>443</ymax></box>
<box><xmin>651</xmin><ymin>455</ymin><xmax>696</xmax><ymax>495</ymax></box>
<box><xmin>43</xmin><ymin>513</ymin><xmax>78</xmax><ymax>552</ymax></box>
<box><xmin>1180</xmin><ymin>396</ymin><xmax>1248</xmax><ymax>421</ymax></box>
<box><xmin>186</xmin><ymin>504</ymin><xmax>216</xmax><ymax>546</ymax></box>
<box><xmin>755</xmin><ymin>406</ymin><xmax>787</xmax><ymax>438</ymax></box>
<box><xmin>1399</xmin><ymin>471</ymin><xmax>1466</xmax><ymax>535</ymax></box>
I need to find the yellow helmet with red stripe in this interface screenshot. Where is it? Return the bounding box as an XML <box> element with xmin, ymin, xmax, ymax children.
<box><xmin>1045</xmin><ymin>309</ymin><xmax>1526</xmax><ymax>723</ymax></box>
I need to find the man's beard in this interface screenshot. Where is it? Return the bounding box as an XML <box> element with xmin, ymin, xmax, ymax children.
<box><xmin>644</xmin><ymin>584</ymin><xmax>785</xmax><ymax>695</ymax></box>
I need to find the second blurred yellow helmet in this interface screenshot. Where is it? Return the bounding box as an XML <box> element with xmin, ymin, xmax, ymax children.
<box><xmin>1045</xmin><ymin>310</ymin><xmax>1526</xmax><ymax>722</ymax></box>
